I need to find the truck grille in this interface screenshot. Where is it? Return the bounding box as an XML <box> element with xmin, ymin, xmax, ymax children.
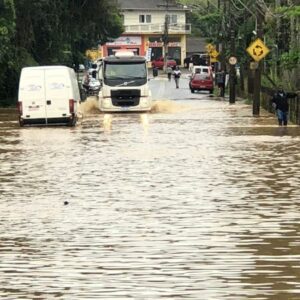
<box><xmin>111</xmin><ymin>89</ymin><xmax>140</xmax><ymax>107</ymax></box>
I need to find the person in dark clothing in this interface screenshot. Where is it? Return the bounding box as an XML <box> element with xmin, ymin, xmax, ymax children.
<box><xmin>215</xmin><ymin>70</ymin><xmax>226</xmax><ymax>97</ymax></box>
<box><xmin>271</xmin><ymin>87</ymin><xmax>297</xmax><ymax>126</ymax></box>
<box><xmin>166</xmin><ymin>66</ymin><xmax>173</xmax><ymax>81</ymax></box>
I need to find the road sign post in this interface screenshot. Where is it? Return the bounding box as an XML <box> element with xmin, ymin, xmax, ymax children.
<box><xmin>246</xmin><ymin>24</ymin><xmax>270</xmax><ymax>116</ymax></box>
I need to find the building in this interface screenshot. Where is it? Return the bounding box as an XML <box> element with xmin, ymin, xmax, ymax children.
<box><xmin>186</xmin><ymin>37</ymin><xmax>207</xmax><ymax>57</ymax></box>
<box><xmin>101</xmin><ymin>0</ymin><xmax>191</xmax><ymax>66</ymax></box>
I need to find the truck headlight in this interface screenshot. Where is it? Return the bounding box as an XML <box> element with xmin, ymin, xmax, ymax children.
<box><xmin>103</xmin><ymin>99</ymin><xmax>111</xmax><ymax>108</ymax></box>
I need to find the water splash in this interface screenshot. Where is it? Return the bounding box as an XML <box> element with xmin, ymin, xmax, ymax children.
<box><xmin>78</xmin><ymin>97</ymin><xmax>100</xmax><ymax>115</ymax></box>
<box><xmin>150</xmin><ymin>100</ymin><xmax>188</xmax><ymax>114</ymax></box>
<box><xmin>79</xmin><ymin>98</ymin><xmax>187</xmax><ymax>116</ymax></box>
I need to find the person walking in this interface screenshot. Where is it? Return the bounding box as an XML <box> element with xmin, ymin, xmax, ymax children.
<box><xmin>166</xmin><ymin>66</ymin><xmax>173</xmax><ymax>81</ymax></box>
<box><xmin>215</xmin><ymin>70</ymin><xmax>225</xmax><ymax>97</ymax></box>
<box><xmin>173</xmin><ymin>66</ymin><xmax>181</xmax><ymax>89</ymax></box>
<box><xmin>271</xmin><ymin>87</ymin><xmax>297</xmax><ymax>126</ymax></box>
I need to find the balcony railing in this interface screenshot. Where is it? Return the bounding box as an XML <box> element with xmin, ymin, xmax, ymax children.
<box><xmin>124</xmin><ymin>23</ymin><xmax>191</xmax><ymax>34</ymax></box>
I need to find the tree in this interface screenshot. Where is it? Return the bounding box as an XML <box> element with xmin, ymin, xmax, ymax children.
<box><xmin>0</xmin><ymin>0</ymin><xmax>124</xmax><ymax>104</ymax></box>
<box><xmin>0</xmin><ymin>0</ymin><xmax>16</xmax><ymax>101</ymax></box>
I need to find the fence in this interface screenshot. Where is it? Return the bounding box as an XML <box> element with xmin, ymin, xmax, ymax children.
<box><xmin>261</xmin><ymin>86</ymin><xmax>300</xmax><ymax>125</ymax></box>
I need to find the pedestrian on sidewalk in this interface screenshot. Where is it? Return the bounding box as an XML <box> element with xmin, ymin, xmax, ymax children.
<box><xmin>271</xmin><ymin>86</ymin><xmax>297</xmax><ymax>126</ymax></box>
<box><xmin>173</xmin><ymin>66</ymin><xmax>181</xmax><ymax>89</ymax></box>
<box><xmin>215</xmin><ymin>70</ymin><xmax>225</xmax><ymax>97</ymax></box>
<box><xmin>166</xmin><ymin>66</ymin><xmax>173</xmax><ymax>81</ymax></box>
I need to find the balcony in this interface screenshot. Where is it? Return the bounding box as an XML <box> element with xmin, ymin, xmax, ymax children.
<box><xmin>124</xmin><ymin>23</ymin><xmax>191</xmax><ymax>35</ymax></box>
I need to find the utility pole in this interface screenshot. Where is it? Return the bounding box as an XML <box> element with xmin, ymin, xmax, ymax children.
<box><xmin>229</xmin><ymin>0</ymin><xmax>236</xmax><ymax>104</ymax></box>
<box><xmin>221</xmin><ymin>0</ymin><xmax>227</xmax><ymax>73</ymax></box>
<box><xmin>159</xmin><ymin>0</ymin><xmax>180</xmax><ymax>72</ymax></box>
<box><xmin>216</xmin><ymin>0</ymin><xmax>221</xmax><ymax>72</ymax></box>
<box><xmin>253</xmin><ymin>0</ymin><xmax>263</xmax><ymax>116</ymax></box>
<box><xmin>159</xmin><ymin>0</ymin><xmax>172</xmax><ymax>72</ymax></box>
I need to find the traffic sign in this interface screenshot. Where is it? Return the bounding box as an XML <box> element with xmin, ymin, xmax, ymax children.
<box><xmin>206</xmin><ymin>43</ymin><xmax>215</xmax><ymax>52</ymax></box>
<box><xmin>246</xmin><ymin>38</ymin><xmax>270</xmax><ymax>62</ymax></box>
<box><xmin>210</xmin><ymin>49</ymin><xmax>219</xmax><ymax>58</ymax></box>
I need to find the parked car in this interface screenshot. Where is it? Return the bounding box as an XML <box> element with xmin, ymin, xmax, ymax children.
<box><xmin>189</xmin><ymin>72</ymin><xmax>214</xmax><ymax>94</ymax></box>
<box><xmin>88</xmin><ymin>78</ymin><xmax>101</xmax><ymax>96</ymax></box>
<box><xmin>82</xmin><ymin>73</ymin><xmax>101</xmax><ymax>96</ymax></box>
<box><xmin>184</xmin><ymin>53</ymin><xmax>209</xmax><ymax>68</ymax></box>
<box><xmin>151</xmin><ymin>57</ymin><xmax>177</xmax><ymax>69</ymax></box>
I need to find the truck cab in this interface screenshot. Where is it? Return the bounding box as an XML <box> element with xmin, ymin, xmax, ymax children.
<box><xmin>98</xmin><ymin>51</ymin><xmax>152</xmax><ymax>112</ymax></box>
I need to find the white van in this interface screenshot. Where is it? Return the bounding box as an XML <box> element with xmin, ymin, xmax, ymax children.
<box><xmin>192</xmin><ymin>65</ymin><xmax>212</xmax><ymax>76</ymax></box>
<box><xmin>18</xmin><ymin>66</ymin><xmax>80</xmax><ymax>126</ymax></box>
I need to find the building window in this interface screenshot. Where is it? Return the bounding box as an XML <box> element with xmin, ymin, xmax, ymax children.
<box><xmin>120</xmin><ymin>14</ymin><xmax>124</xmax><ymax>24</ymax></box>
<box><xmin>168</xmin><ymin>14</ymin><xmax>177</xmax><ymax>24</ymax></box>
<box><xmin>139</xmin><ymin>14</ymin><xmax>151</xmax><ymax>23</ymax></box>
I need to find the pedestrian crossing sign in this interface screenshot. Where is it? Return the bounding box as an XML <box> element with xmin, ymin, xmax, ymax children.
<box><xmin>246</xmin><ymin>38</ymin><xmax>270</xmax><ymax>62</ymax></box>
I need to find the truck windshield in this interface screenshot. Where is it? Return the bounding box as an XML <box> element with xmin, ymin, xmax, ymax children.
<box><xmin>104</xmin><ymin>62</ymin><xmax>147</xmax><ymax>86</ymax></box>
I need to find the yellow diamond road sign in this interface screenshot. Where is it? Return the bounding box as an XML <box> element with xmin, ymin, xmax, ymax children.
<box><xmin>246</xmin><ymin>38</ymin><xmax>270</xmax><ymax>62</ymax></box>
<box><xmin>210</xmin><ymin>49</ymin><xmax>219</xmax><ymax>58</ymax></box>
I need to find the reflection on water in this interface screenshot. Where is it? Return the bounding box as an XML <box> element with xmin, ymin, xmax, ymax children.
<box><xmin>103</xmin><ymin>113</ymin><xmax>112</xmax><ymax>132</ymax></box>
<box><xmin>0</xmin><ymin>99</ymin><xmax>300</xmax><ymax>300</ymax></box>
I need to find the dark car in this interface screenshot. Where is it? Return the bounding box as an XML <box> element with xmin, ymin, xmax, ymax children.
<box><xmin>189</xmin><ymin>72</ymin><xmax>214</xmax><ymax>94</ymax></box>
<box><xmin>184</xmin><ymin>53</ymin><xmax>209</xmax><ymax>68</ymax></box>
<box><xmin>152</xmin><ymin>57</ymin><xmax>177</xmax><ymax>70</ymax></box>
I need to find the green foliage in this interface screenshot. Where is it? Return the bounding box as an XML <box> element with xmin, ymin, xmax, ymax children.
<box><xmin>280</xmin><ymin>50</ymin><xmax>300</xmax><ymax>70</ymax></box>
<box><xmin>276</xmin><ymin>5</ymin><xmax>300</xmax><ymax>17</ymax></box>
<box><xmin>0</xmin><ymin>0</ymin><xmax>16</xmax><ymax>103</ymax></box>
<box><xmin>0</xmin><ymin>0</ymin><xmax>123</xmax><ymax>105</ymax></box>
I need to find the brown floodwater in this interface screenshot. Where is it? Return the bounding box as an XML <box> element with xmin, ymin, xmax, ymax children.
<box><xmin>0</xmin><ymin>80</ymin><xmax>300</xmax><ymax>299</ymax></box>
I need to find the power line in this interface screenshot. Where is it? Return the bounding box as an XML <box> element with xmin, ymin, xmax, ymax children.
<box><xmin>257</xmin><ymin>0</ymin><xmax>295</xmax><ymax>19</ymax></box>
<box><xmin>233</xmin><ymin>0</ymin><xmax>256</xmax><ymax>17</ymax></box>
<box><xmin>230</xmin><ymin>0</ymin><xmax>245</xmax><ymax>11</ymax></box>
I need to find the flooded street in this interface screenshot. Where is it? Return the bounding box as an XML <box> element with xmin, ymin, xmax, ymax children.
<box><xmin>1</xmin><ymin>77</ymin><xmax>300</xmax><ymax>299</ymax></box>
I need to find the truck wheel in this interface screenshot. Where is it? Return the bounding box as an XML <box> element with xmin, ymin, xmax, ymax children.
<box><xmin>191</xmin><ymin>89</ymin><xmax>195</xmax><ymax>93</ymax></box>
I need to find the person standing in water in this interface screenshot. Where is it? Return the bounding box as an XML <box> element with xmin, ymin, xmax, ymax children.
<box><xmin>271</xmin><ymin>86</ymin><xmax>297</xmax><ymax>126</ymax></box>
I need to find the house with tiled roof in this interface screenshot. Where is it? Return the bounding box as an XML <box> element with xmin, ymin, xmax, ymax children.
<box><xmin>101</xmin><ymin>0</ymin><xmax>191</xmax><ymax>66</ymax></box>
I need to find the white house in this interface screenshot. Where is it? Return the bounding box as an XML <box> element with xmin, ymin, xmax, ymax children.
<box><xmin>101</xmin><ymin>0</ymin><xmax>191</xmax><ymax>66</ymax></box>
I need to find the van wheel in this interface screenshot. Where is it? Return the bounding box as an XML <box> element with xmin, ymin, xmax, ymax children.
<box><xmin>68</xmin><ymin>116</ymin><xmax>76</xmax><ymax>127</ymax></box>
<box><xmin>19</xmin><ymin>118</ymin><xmax>24</xmax><ymax>127</ymax></box>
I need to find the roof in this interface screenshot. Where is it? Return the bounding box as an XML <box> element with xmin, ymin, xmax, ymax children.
<box><xmin>117</xmin><ymin>0</ymin><xmax>187</xmax><ymax>11</ymax></box>
<box><xmin>186</xmin><ymin>37</ymin><xmax>207</xmax><ymax>54</ymax></box>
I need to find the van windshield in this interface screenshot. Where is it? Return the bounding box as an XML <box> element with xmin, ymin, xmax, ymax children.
<box><xmin>104</xmin><ymin>62</ymin><xmax>147</xmax><ymax>86</ymax></box>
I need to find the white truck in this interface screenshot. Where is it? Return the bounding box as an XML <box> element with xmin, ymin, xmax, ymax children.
<box><xmin>98</xmin><ymin>51</ymin><xmax>152</xmax><ymax>112</ymax></box>
<box><xmin>18</xmin><ymin>66</ymin><xmax>81</xmax><ymax>126</ymax></box>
